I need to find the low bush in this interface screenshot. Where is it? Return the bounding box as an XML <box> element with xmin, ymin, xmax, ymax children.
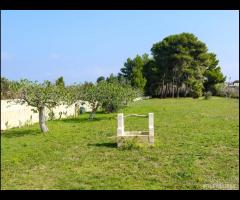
<box><xmin>118</xmin><ymin>138</ymin><xmax>143</xmax><ymax>150</ymax></box>
<box><xmin>214</xmin><ymin>83</ymin><xmax>239</xmax><ymax>98</ymax></box>
<box><xmin>204</xmin><ymin>91</ymin><xmax>212</xmax><ymax>100</ymax></box>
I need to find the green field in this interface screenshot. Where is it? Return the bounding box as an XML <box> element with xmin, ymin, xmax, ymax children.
<box><xmin>1</xmin><ymin>97</ymin><xmax>239</xmax><ymax>190</ymax></box>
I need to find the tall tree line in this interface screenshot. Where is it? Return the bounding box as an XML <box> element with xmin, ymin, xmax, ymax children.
<box><xmin>118</xmin><ymin>33</ymin><xmax>226</xmax><ymax>98</ymax></box>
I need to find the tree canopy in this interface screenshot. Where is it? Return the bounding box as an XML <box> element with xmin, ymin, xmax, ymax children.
<box><xmin>96</xmin><ymin>76</ymin><xmax>105</xmax><ymax>83</ymax></box>
<box><xmin>55</xmin><ymin>76</ymin><xmax>65</xmax><ymax>88</ymax></box>
<box><xmin>10</xmin><ymin>79</ymin><xmax>66</xmax><ymax>132</ymax></box>
<box><xmin>119</xmin><ymin>54</ymin><xmax>149</xmax><ymax>91</ymax></box>
<box><xmin>120</xmin><ymin>33</ymin><xmax>226</xmax><ymax>98</ymax></box>
<box><xmin>68</xmin><ymin>80</ymin><xmax>139</xmax><ymax>119</ymax></box>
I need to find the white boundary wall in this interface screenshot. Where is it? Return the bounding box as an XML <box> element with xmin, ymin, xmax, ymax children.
<box><xmin>1</xmin><ymin>96</ymin><xmax>150</xmax><ymax>130</ymax></box>
<box><xmin>1</xmin><ymin>100</ymin><xmax>92</xmax><ymax>130</ymax></box>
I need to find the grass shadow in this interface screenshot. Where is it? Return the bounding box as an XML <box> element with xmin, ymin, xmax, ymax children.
<box><xmin>1</xmin><ymin>129</ymin><xmax>41</xmax><ymax>138</ymax></box>
<box><xmin>88</xmin><ymin>142</ymin><xmax>117</xmax><ymax>148</ymax></box>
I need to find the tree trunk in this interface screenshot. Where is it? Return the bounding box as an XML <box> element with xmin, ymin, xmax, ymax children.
<box><xmin>74</xmin><ymin>103</ymin><xmax>78</xmax><ymax>117</ymax></box>
<box><xmin>172</xmin><ymin>69</ymin><xmax>175</xmax><ymax>98</ymax></box>
<box><xmin>177</xmin><ymin>86</ymin><xmax>180</xmax><ymax>98</ymax></box>
<box><xmin>39</xmin><ymin>107</ymin><xmax>48</xmax><ymax>132</ymax></box>
<box><xmin>161</xmin><ymin>79</ymin><xmax>164</xmax><ymax>98</ymax></box>
<box><xmin>184</xmin><ymin>83</ymin><xmax>188</xmax><ymax>97</ymax></box>
<box><xmin>89</xmin><ymin>103</ymin><xmax>99</xmax><ymax>120</ymax></box>
<box><xmin>167</xmin><ymin>83</ymin><xmax>169</xmax><ymax>98</ymax></box>
<box><xmin>165</xmin><ymin>83</ymin><xmax>167</xmax><ymax>98</ymax></box>
<box><xmin>89</xmin><ymin>111</ymin><xmax>96</xmax><ymax>120</ymax></box>
<box><xmin>172</xmin><ymin>80</ymin><xmax>174</xmax><ymax>98</ymax></box>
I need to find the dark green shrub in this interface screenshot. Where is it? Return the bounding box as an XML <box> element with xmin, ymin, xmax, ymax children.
<box><xmin>204</xmin><ymin>91</ymin><xmax>212</xmax><ymax>100</ymax></box>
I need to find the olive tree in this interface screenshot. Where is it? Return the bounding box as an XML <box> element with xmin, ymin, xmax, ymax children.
<box><xmin>68</xmin><ymin>81</ymin><xmax>139</xmax><ymax>120</ymax></box>
<box><xmin>97</xmin><ymin>81</ymin><xmax>139</xmax><ymax>113</ymax></box>
<box><xmin>65</xmin><ymin>82</ymin><xmax>94</xmax><ymax>117</ymax></box>
<box><xmin>11</xmin><ymin>79</ymin><xmax>66</xmax><ymax>132</ymax></box>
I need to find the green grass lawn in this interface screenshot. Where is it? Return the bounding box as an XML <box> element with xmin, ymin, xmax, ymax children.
<box><xmin>1</xmin><ymin>97</ymin><xmax>239</xmax><ymax>190</ymax></box>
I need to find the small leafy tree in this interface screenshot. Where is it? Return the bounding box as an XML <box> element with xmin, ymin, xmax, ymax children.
<box><xmin>70</xmin><ymin>81</ymin><xmax>139</xmax><ymax>119</ymax></box>
<box><xmin>10</xmin><ymin>79</ymin><xmax>66</xmax><ymax>132</ymax></box>
<box><xmin>84</xmin><ymin>84</ymin><xmax>102</xmax><ymax>119</ymax></box>
<box><xmin>98</xmin><ymin>81</ymin><xmax>139</xmax><ymax>113</ymax></box>
<box><xmin>64</xmin><ymin>82</ymin><xmax>92</xmax><ymax>116</ymax></box>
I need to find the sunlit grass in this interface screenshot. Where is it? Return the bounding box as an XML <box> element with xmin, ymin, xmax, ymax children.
<box><xmin>1</xmin><ymin>97</ymin><xmax>239</xmax><ymax>190</ymax></box>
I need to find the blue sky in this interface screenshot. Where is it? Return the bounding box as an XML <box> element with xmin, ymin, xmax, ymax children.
<box><xmin>1</xmin><ymin>10</ymin><xmax>239</xmax><ymax>84</ymax></box>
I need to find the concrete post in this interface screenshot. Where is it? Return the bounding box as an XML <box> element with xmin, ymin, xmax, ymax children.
<box><xmin>117</xmin><ymin>113</ymin><xmax>124</xmax><ymax>136</ymax></box>
<box><xmin>148</xmin><ymin>113</ymin><xmax>154</xmax><ymax>144</ymax></box>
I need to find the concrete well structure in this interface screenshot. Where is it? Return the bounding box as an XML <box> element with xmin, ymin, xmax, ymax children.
<box><xmin>117</xmin><ymin>113</ymin><xmax>154</xmax><ymax>147</ymax></box>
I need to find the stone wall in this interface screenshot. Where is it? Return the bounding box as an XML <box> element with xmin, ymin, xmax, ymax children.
<box><xmin>1</xmin><ymin>100</ymin><xmax>92</xmax><ymax>130</ymax></box>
